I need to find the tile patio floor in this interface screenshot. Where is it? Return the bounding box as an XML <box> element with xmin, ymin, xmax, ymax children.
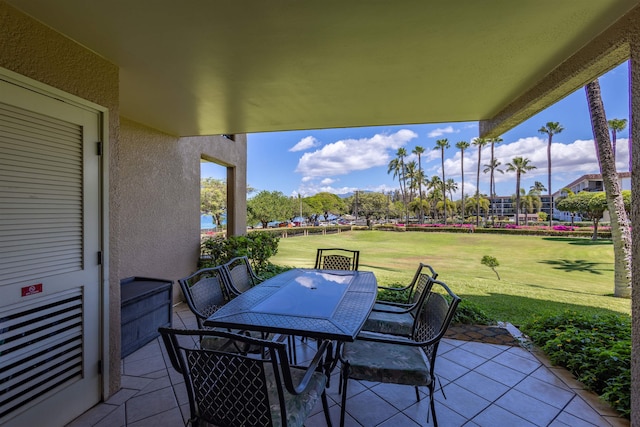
<box><xmin>67</xmin><ymin>303</ymin><xmax>629</xmax><ymax>427</ymax></box>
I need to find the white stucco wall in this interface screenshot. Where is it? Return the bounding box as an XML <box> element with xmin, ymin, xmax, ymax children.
<box><xmin>118</xmin><ymin>119</ymin><xmax>247</xmax><ymax>302</ymax></box>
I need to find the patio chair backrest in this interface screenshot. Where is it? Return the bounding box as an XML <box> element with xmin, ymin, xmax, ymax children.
<box><xmin>223</xmin><ymin>256</ymin><xmax>262</xmax><ymax>295</ymax></box>
<box><xmin>407</xmin><ymin>263</ymin><xmax>438</xmax><ymax>302</ymax></box>
<box><xmin>178</xmin><ymin>266</ymin><xmax>230</xmax><ymax>329</ymax></box>
<box><xmin>412</xmin><ymin>279</ymin><xmax>461</xmax><ymax>372</ymax></box>
<box><xmin>314</xmin><ymin>248</ymin><xmax>360</xmax><ymax>271</ymax></box>
<box><xmin>159</xmin><ymin>328</ymin><xmax>288</xmax><ymax>426</ymax></box>
<box><xmin>403</xmin><ymin>263</ymin><xmax>437</xmax><ymax>315</ymax></box>
<box><xmin>159</xmin><ymin>328</ymin><xmax>330</xmax><ymax>427</ymax></box>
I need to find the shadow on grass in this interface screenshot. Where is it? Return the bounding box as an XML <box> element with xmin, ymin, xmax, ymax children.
<box><xmin>542</xmin><ymin>237</ymin><xmax>613</xmax><ymax>246</ymax></box>
<box><xmin>538</xmin><ymin>259</ymin><xmax>612</xmax><ymax>275</ymax></box>
<box><xmin>460</xmin><ymin>292</ymin><xmax>628</xmax><ymax>328</ymax></box>
<box><xmin>523</xmin><ymin>282</ymin><xmax>613</xmax><ymax>296</ymax></box>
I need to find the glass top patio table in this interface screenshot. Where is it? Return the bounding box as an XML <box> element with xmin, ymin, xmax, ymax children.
<box><xmin>204</xmin><ymin>268</ymin><xmax>378</xmax><ymax>341</ymax></box>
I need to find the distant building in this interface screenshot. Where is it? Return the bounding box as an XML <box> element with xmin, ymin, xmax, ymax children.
<box><xmin>553</xmin><ymin>172</ymin><xmax>631</xmax><ymax>221</ymax></box>
<box><xmin>488</xmin><ymin>172</ymin><xmax>631</xmax><ymax>222</ymax></box>
<box><xmin>489</xmin><ymin>195</ymin><xmax>552</xmax><ymax>222</ymax></box>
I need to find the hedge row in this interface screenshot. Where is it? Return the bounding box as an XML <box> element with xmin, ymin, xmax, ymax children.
<box><xmin>248</xmin><ymin>224</ymin><xmax>612</xmax><ymax>239</ymax></box>
<box><xmin>375</xmin><ymin>225</ymin><xmax>612</xmax><ymax>238</ymax></box>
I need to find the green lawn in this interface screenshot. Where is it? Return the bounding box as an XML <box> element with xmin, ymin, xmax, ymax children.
<box><xmin>270</xmin><ymin>230</ymin><xmax>631</xmax><ymax>326</ymax></box>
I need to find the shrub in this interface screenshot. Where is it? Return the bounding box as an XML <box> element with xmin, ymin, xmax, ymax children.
<box><xmin>376</xmin><ymin>283</ymin><xmax>410</xmax><ymax>303</ymax></box>
<box><xmin>200</xmin><ymin>231</ymin><xmax>280</xmax><ymax>273</ymax></box>
<box><xmin>452</xmin><ymin>300</ymin><xmax>493</xmax><ymax>325</ymax></box>
<box><xmin>258</xmin><ymin>263</ymin><xmax>292</xmax><ymax>279</ymax></box>
<box><xmin>522</xmin><ymin>311</ymin><xmax>631</xmax><ymax>417</ymax></box>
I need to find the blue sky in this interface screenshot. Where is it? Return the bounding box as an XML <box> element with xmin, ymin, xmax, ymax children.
<box><xmin>203</xmin><ymin>62</ymin><xmax>630</xmax><ymax>200</ymax></box>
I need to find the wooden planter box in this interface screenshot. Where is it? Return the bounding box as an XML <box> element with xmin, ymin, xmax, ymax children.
<box><xmin>120</xmin><ymin>277</ymin><xmax>172</xmax><ymax>358</ymax></box>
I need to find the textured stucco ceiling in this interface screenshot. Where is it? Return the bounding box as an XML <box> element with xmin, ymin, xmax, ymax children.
<box><xmin>6</xmin><ymin>0</ymin><xmax>639</xmax><ymax>136</ymax></box>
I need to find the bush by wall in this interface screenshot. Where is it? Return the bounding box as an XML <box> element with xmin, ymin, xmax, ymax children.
<box><xmin>452</xmin><ymin>300</ymin><xmax>493</xmax><ymax>325</ymax></box>
<box><xmin>523</xmin><ymin>311</ymin><xmax>631</xmax><ymax>418</ymax></box>
<box><xmin>201</xmin><ymin>231</ymin><xmax>280</xmax><ymax>272</ymax></box>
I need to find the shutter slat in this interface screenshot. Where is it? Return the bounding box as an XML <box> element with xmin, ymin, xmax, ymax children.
<box><xmin>0</xmin><ymin>288</ymin><xmax>84</xmax><ymax>419</ymax></box>
<box><xmin>0</xmin><ymin>101</ymin><xmax>84</xmax><ymax>287</ymax></box>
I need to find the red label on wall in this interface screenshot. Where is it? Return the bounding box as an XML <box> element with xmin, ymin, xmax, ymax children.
<box><xmin>21</xmin><ymin>283</ymin><xmax>43</xmax><ymax>297</ymax></box>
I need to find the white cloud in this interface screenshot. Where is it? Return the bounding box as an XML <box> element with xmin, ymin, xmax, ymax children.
<box><xmin>299</xmin><ymin>182</ymin><xmax>358</xmax><ymax>196</ymax></box>
<box><xmin>296</xmin><ymin>136</ymin><xmax>631</xmax><ymax>199</ymax></box>
<box><xmin>442</xmin><ymin>136</ymin><xmax>631</xmax><ymax>195</ymax></box>
<box><xmin>289</xmin><ymin>136</ymin><xmax>319</xmax><ymax>152</ymax></box>
<box><xmin>297</xmin><ymin>179</ymin><xmax>400</xmax><ymax>197</ymax></box>
<box><xmin>295</xmin><ymin>129</ymin><xmax>418</xmax><ymax>177</ymax></box>
<box><xmin>427</xmin><ymin>126</ymin><xmax>459</xmax><ymax>138</ymax></box>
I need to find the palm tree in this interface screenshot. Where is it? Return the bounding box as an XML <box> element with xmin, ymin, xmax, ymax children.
<box><xmin>445</xmin><ymin>178</ymin><xmax>458</xmax><ymax>204</ymax></box>
<box><xmin>387</xmin><ymin>148</ymin><xmax>408</xmax><ymax>223</ymax></box>
<box><xmin>506</xmin><ymin>156</ymin><xmax>536</xmax><ymax>226</ymax></box>
<box><xmin>483</xmin><ymin>158</ymin><xmax>504</xmax><ymax>223</ymax></box>
<box><xmin>530</xmin><ymin>190</ymin><xmax>543</xmax><ymax>213</ymax></box>
<box><xmin>426</xmin><ymin>175</ymin><xmax>442</xmax><ymax>220</ymax></box>
<box><xmin>411</xmin><ymin>168</ymin><xmax>425</xmax><ymax>207</ymax></box>
<box><xmin>455</xmin><ymin>141</ymin><xmax>470</xmax><ymax>224</ymax></box>
<box><xmin>607</xmin><ymin>118</ymin><xmax>627</xmax><ymax>169</ymax></box>
<box><xmin>405</xmin><ymin>160</ymin><xmax>418</xmax><ymax>201</ymax></box>
<box><xmin>434</xmin><ymin>139</ymin><xmax>450</xmax><ymax>224</ymax></box>
<box><xmin>412</xmin><ymin>146</ymin><xmax>426</xmax><ymax>223</ymax></box>
<box><xmin>585</xmin><ymin>80</ymin><xmax>631</xmax><ymax>298</ymax></box>
<box><xmin>529</xmin><ymin>181</ymin><xmax>546</xmax><ymax>195</ymax></box>
<box><xmin>517</xmin><ymin>189</ymin><xmax>542</xmax><ymax>225</ymax></box>
<box><xmin>538</xmin><ymin>122</ymin><xmax>563</xmax><ymax>227</ymax></box>
<box><xmin>473</xmin><ymin>192</ymin><xmax>491</xmax><ymax>220</ymax></box>
<box><xmin>472</xmin><ymin>137</ymin><xmax>489</xmax><ymax>226</ymax></box>
<box><xmin>488</xmin><ymin>136</ymin><xmax>503</xmax><ymax>222</ymax></box>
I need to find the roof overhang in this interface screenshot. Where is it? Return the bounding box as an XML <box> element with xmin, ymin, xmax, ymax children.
<box><xmin>5</xmin><ymin>0</ymin><xmax>639</xmax><ymax>136</ymax></box>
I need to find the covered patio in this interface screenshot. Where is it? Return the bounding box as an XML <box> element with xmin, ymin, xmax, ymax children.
<box><xmin>67</xmin><ymin>304</ymin><xmax>627</xmax><ymax>427</ymax></box>
<box><xmin>1</xmin><ymin>1</ymin><xmax>640</xmax><ymax>425</ymax></box>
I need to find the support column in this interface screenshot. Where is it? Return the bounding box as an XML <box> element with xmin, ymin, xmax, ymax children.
<box><xmin>225</xmin><ymin>134</ymin><xmax>248</xmax><ymax>236</ymax></box>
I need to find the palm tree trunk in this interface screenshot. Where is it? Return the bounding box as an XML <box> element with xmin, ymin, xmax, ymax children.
<box><xmin>585</xmin><ymin>79</ymin><xmax>631</xmax><ymax>298</ymax></box>
<box><xmin>441</xmin><ymin>154</ymin><xmax>447</xmax><ymax>225</ymax></box>
<box><xmin>476</xmin><ymin>151</ymin><xmax>481</xmax><ymax>227</ymax></box>
<box><xmin>515</xmin><ymin>173</ymin><xmax>520</xmax><ymax>226</ymax></box>
<box><xmin>460</xmin><ymin>149</ymin><xmax>466</xmax><ymax>225</ymax></box>
<box><xmin>461</xmin><ymin>161</ymin><xmax>465</xmax><ymax>225</ymax></box>
<box><xmin>490</xmin><ymin>143</ymin><xmax>495</xmax><ymax>225</ymax></box>
<box><xmin>612</xmin><ymin>129</ymin><xmax>617</xmax><ymax>167</ymax></box>
<box><xmin>547</xmin><ymin>138</ymin><xmax>552</xmax><ymax>228</ymax></box>
<box><xmin>418</xmin><ymin>155</ymin><xmax>424</xmax><ymax>223</ymax></box>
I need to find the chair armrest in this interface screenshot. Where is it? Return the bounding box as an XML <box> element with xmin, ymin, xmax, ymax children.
<box><xmin>376</xmin><ymin>285</ymin><xmax>412</xmax><ymax>305</ymax></box>
<box><xmin>281</xmin><ymin>340</ymin><xmax>330</xmax><ymax>395</ymax></box>
<box><xmin>377</xmin><ymin>284</ymin><xmax>412</xmax><ymax>293</ymax></box>
<box><xmin>371</xmin><ymin>300</ymin><xmax>414</xmax><ymax>313</ymax></box>
<box><xmin>252</xmin><ymin>271</ymin><xmax>265</xmax><ymax>284</ymax></box>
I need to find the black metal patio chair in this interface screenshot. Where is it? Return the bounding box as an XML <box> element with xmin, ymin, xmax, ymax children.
<box><xmin>363</xmin><ymin>263</ymin><xmax>438</xmax><ymax>336</ymax></box>
<box><xmin>159</xmin><ymin>328</ymin><xmax>333</xmax><ymax>427</ymax></box>
<box><xmin>339</xmin><ymin>279</ymin><xmax>460</xmax><ymax>427</ymax></box>
<box><xmin>375</xmin><ymin>263</ymin><xmax>438</xmax><ymax>306</ymax></box>
<box><xmin>223</xmin><ymin>255</ymin><xmax>264</xmax><ymax>296</ymax></box>
<box><xmin>178</xmin><ymin>266</ymin><xmax>231</xmax><ymax>329</ymax></box>
<box><xmin>178</xmin><ymin>265</ymin><xmax>263</xmax><ymax>354</ymax></box>
<box><xmin>314</xmin><ymin>248</ymin><xmax>359</xmax><ymax>271</ymax></box>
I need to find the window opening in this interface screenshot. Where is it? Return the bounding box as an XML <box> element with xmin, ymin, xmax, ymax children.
<box><xmin>200</xmin><ymin>159</ymin><xmax>227</xmax><ymax>239</ymax></box>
